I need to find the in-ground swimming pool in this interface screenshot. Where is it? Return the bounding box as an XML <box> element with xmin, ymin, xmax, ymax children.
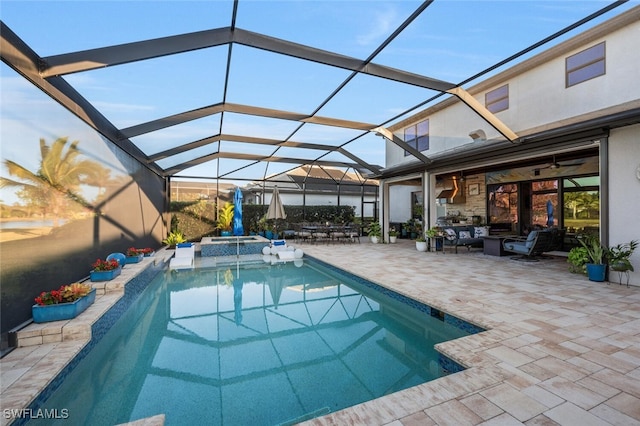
<box><xmin>29</xmin><ymin>257</ymin><xmax>483</xmax><ymax>426</ymax></box>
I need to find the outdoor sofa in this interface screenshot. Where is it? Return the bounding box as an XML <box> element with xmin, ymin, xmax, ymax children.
<box><xmin>442</xmin><ymin>225</ymin><xmax>487</xmax><ymax>253</ymax></box>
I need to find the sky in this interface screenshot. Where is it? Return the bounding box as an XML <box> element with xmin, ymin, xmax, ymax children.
<box><xmin>1</xmin><ymin>0</ymin><xmax>637</xmax><ymax>204</ymax></box>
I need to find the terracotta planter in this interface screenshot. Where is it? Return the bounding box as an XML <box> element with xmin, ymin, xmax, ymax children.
<box><xmin>32</xmin><ymin>288</ymin><xmax>96</xmax><ymax>323</ymax></box>
<box><xmin>90</xmin><ymin>266</ymin><xmax>122</xmax><ymax>282</ymax></box>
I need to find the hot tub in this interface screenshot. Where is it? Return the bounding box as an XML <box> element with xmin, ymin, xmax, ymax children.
<box><xmin>200</xmin><ymin>235</ymin><xmax>270</xmax><ymax>257</ymax></box>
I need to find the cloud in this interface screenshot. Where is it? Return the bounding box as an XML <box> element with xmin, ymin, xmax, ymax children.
<box><xmin>356</xmin><ymin>6</ymin><xmax>399</xmax><ymax>46</ymax></box>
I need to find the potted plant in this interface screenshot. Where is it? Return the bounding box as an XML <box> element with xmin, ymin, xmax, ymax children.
<box><xmin>425</xmin><ymin>227</ymin><xmax>443</xmax><ymax>251</ymax></box>
<box><xmin>368</xmin><ymin>221</ymin><xmax>381</xmax><ymax>244</ymax></box>
<box><xmin>608</xmin><ymin>240</ymin><xmax>638</xmax><ymax>286</ymax></box>
<box><xmin>401</xmin><ymin>222</ymin><xmax>409</xmax><ymax>238</ymax></box>
<box><xmin>163</xmin><ymin>230</ymin><xmax>186</xmax><ymax>248</ymax></box>
<box><xmin>415</xmin><ymin>234</ymin><xmax>427</xmax><ymax>252</ymax></box>
<box><xmin>388</xmin><ymin>227</ymin><xmax>398</xmax><ymax>243</ymax></box>
<box><xmin>578</xmin><ymin>235</ymin><xmax>608</xmax><ymax>282</ymax></box>
<box><xmin>90</xmin><ymin>258</ymin><xmax>122</xmax><ymax>282</ymax></box>
<box><xmin>138</xmin><ymin>247</ymin><xmax>155</xmax><ymax>257</ymax></box>
<box><xmin>125</xmin><ymin>247</ymin><xmax>144</xmax><ymax>264</ymax></box>
<box><xmin>32</xmin><ymin>283</ymin><xmax>96</xmax><ymax>323</ymax></box>
<box><xmin>405</xmin><ymin>219</ymin><xmax>417</xmax><ymax>239</ymax></box>
<box><xmin>217</xmin><ymin>202</ymin><xmax>235</xmax><ymax>237</ymax></box>
<box><xmin>567</xmin><ymin>246</ymin><xmax>589</xmax><ymax>274</ymax></box>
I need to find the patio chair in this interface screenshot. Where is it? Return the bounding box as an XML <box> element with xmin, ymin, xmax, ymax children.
<box><xmin>294</xmin><ymin>223</ymin><xmax>312</xmax><ymax>243</ymax></box>
<box><xmin>330</xmin><ymin>225</ymin><xmax>347</xmax><ymax>243</ymax></box>
<box><xmin>502</xmin><ymin>230</ymin><xmax>553</xmax><ymax>261</ymax></box>
<box><xmin>170</xmin><ymin>242</ymin><xmax>195</xmax><ymax>270</ymax></box>
<box><xmin>311</xmin><ymin>224</ymin><xmax>330</xmax><ymax>244</ymax></box>
<box><xmin>346</xmin><ymin>223</ymin><xmax>360</xmax><ymax>243</ymax></box>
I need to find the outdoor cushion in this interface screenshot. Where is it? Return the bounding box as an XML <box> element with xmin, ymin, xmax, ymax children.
<box><xmin>474</xmin><ymin>226</ymin><xmax>488</xmax><ymax>237</ymax></box>
<box><xmin>525</xmin><ymin>231</ymin><xmax>538</xmax><ymax>248</ymax></box>
<box><xmin>459</xmin><ymin>230</ymin><xmax>472</xmax><ymax>239</ymax></box>
<box><xmin>444</xmin><ymin>228</ymin><xmax>457</xmax><ymax>241</ymax></box>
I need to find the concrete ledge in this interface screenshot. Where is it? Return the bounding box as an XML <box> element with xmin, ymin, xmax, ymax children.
<box><xmin>14</xmin><ymin>251</ymin><xmax>172</xmax><ymax>348</ymax></box>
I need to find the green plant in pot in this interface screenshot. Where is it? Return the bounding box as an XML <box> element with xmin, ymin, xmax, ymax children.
<box><xmin>368</xmin><ymin>221</ymin><xmax>381</xmax><ymax>243</ymax></box>
<box><xmin>163</xmin><ymin>230</ymin><xmax>186</xmax><ymax>248</ymax></box>
<box><xmin>608</xmin><ymin>240</ymin><xmax>638</xmax><ymax>286</ymax></box>
<box><xmin>217</xmin><ymin>202</ymin><xmax>234</xmax><ymax>236</ymax></box>
<box><xmin>425</xmin><ymin>227</ymin><xmax>441</xmax><ymax>238</ymax></box>
<box><xmin>567</xmin><ymin>246</ymin><xmax>589</xmax><ymax>274</ymax></box>
<box><xmin>388</xmin><ymin>227</ymin><xmax>398</xmax><ymax>243</ymax></box>
<box><xmin>578</xmin><ymin>234</ymin><xmax>608</xmax><ymax>282</ymax></box>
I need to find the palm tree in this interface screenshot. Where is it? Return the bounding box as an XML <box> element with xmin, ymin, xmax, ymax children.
<box><xmin>0</xmin><ymin>137</ymin><xmax>107</xmax><ymax>225</ymax></box>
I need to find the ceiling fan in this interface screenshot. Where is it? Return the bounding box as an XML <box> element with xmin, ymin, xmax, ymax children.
<box><xmin>540</xmin><ymin>155</ymin><xmax>562</xmax><ymax>170</ymax></box>
<box><xmin>533</xmin><ymin>155</ymin><xmax>585</xmax><ymax>175</ymax></box>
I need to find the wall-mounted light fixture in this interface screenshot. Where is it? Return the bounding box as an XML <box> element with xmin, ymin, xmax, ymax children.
<box><xmin>469</xmin><ymin>129</ymin><xmax>486</xmax><ymax>142</ymax></box>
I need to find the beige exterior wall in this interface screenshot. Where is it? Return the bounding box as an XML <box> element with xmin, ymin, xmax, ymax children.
<box><xmin>385</xmin><ymin>7</ymin><xmax>640</xmax><ymax>165</ymax></box>
<box><xmin>608</xmin><ymin>124</ymin><xmax>640</xmax><ymax>285</ymax></box>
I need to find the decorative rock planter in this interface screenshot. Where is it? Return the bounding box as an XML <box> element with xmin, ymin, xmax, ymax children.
<box><xmin>90</xmin><ymin>266</ymin><xmax>122</xmax><ymax>282</ymax></box>
<box><xmin>32</xmin><ymin>288</ymin><xmax>96</xmax><ymax>323</ymax></box>
<box><xmin>125</xmin><ymin>253</ymin><xmax>144</xmax><ymax>264</ymax></box>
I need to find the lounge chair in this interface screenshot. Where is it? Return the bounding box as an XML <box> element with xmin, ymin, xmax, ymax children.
<box><xmin>170</xmin><ymin>242</ymin><xmax>195</xmax><ymax>270</ymax></box>
<box><xmin>502</xmin><ymin>230</ymin><xmax>553</xmax><ymax>261</ymax></box>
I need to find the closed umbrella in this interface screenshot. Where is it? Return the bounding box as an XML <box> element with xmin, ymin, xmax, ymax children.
<box><xmin>266</xmin><ymin>186</ymin><xmax>287</xmax><ymax>220</ymax></box>
<box><xmin>546</xmin><ymin>200</ymin><xmax>554</xmax><ymax>227</ymax></box>
<box><xmin>232</xmin><ymin>187</ymin><xmax>244</xmax><ymax>236</ymax></box>
<box><xmin>266</xmin><ymin>186</ymin><xmax>286</xmax><ymax>238</ymax></box>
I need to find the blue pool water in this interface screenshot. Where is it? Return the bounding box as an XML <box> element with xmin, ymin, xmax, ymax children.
<box><xmin>29</xmin><ymin>257</ymin><xmax>482</xmax><ymax>426</ymax></box>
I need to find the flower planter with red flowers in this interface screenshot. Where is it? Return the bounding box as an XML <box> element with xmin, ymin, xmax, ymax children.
<box><xmin>138</xmin><ymin>247</ymin><xmax>155</xmax><ymax>257</ymax></box>
<box><xmin>32</xmin><ymin>284</ymin><xmax>96</xmax><ymax>323</ymax></box>
<box><xmin>90</xmin><ymin>259</ymin><xmax>122</xmax><ymax>282</ymax></box>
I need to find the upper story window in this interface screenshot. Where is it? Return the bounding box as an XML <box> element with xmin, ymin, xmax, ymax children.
<box><xmin>485</xmin><ymin>84</ymin><xmax>509</xmax><ymax>113</ymax></box>
<box><xmin>566</xmin><ymin>42</ymin><xmax>605</xmax><ymax>87</ymax></box>
<box><xmin>404</xmin><ymin>119</ymin><xmax>429</xmax><ymax>156</ymax></box>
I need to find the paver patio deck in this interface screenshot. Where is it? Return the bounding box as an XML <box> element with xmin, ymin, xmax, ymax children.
<box><xmin>296</xmin><ymin>239</ymin><xmax>640</xmax><ymax>426</ymax></box>
<box><xmin>1</xmin><ymin>239</ymin><xmax>638</xmax><ymax>425</ymax></box>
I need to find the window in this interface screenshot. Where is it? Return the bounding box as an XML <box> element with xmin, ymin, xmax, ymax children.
<box><xmin>488</xmin><ymin>184</ymin><xmax>518</xmax><ymax>225</ymax></box>
<box><xmin>566</xmin><ymin>42</ymin><xmax>605</xmax><ymax>87</ymax></box>
<box><xmin>563</xmin><ymin>176</ymin><xmax>600</xmax><ymax>233</ymax></box>
<box><xmin>531</xmin><ymin>180</ymin><xmax>558</xmax><ymax>228</ymax></box>
<box><xmin>485</xmin><ymin>84</ymin><xmax>509</xmax><ymax>113</ymax></box>
<box><xmin>404</xmin><ymin>119</ymin><xmax>429</xmax><ymax>156</ymax></box>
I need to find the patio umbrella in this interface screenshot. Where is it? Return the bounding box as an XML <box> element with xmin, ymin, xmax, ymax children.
<box><xmin>267</xmin><ymin>186</ymin><xmax>287</xmax><ymax>220</ymax></box>
<box><xmin>232</xmin><ymin>187</ymin><xmax>244</xmax><ymax>236</ymax></box>
<box><xmin>546</xmin><ymin>200</ymin><xmax>554</xmax><ymax>227</ymax></box>
<box><xmin>267</xmin><ymin>186</ymin><xmax>286</xmax><ymax>236</ymax></box>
